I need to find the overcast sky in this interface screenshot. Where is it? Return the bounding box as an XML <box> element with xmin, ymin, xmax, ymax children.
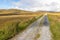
<box><xmin>0</xmin><ymin>0</ymin><xmax>60</xmax><ymax>11</ymax></box>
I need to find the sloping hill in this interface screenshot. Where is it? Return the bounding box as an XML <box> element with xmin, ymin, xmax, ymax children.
<box><xmin>0</xmin><ymin>9</ymin><xmax>32</xmax><ymax>14</ymax></box>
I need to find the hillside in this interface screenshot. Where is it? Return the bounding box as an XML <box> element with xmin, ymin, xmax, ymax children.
<box><xmin>0</xmin><ymin>9</ymin><xmax>32</xmax><ymax>14</ymax></box>
<box><xmin>0</xmin><ymin>9</ymin><xmax>60</xmax><ymax>15</ymax></box>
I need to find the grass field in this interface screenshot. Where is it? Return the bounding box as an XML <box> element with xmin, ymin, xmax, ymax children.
<box><xmin>48</xmin><ymin>14</ymin><xmax>60</xmax><ymax>40</ymax></box>
<box><xmin>0</xmin><ymin>13</ymin><xmax>42</xmax><ymax>40</ymax></box>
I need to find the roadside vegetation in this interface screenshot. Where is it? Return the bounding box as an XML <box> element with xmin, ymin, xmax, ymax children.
<box><xmin>0</xmin><ymin>12</ymin><xmax>42</xmax><ymax>40</ymax></box>
<box><xmin>48</xmin><ymin>14</ymin><xmax>60</xmax><ymax>40</ymax></box>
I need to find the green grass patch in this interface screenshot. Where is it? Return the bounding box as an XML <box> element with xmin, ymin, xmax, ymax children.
<box><xmin>48</xmin><ymin>15</ymin><xmax>60</xmax><ymax>40</ymax></box>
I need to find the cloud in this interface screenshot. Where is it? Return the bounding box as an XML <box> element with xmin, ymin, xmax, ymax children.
<box><xmin>12</xmin><ymin>0</ymin><xmax>60</xmax><ymax>11</ymax></box>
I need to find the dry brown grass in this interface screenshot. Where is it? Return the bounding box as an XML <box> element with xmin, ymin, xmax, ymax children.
<box><xmin>0</xmin><ymin>12</ymin><xmax>42</xmax><ymax>40</ymax></box>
